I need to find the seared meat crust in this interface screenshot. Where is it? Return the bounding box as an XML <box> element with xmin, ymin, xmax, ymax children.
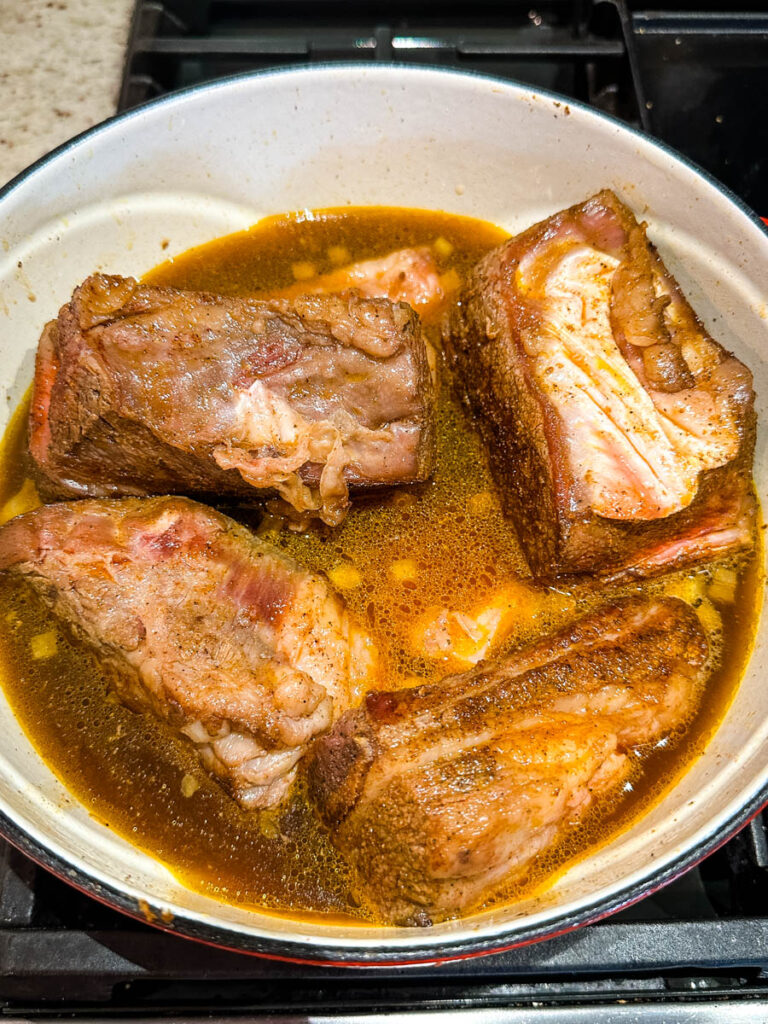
<box><xmin>0</xmin><ymin>496</ymin><xmax>375</xmax><ymax>808</ymax></box>
<box><xmin>308</xmin><ymin>597</ymin><xmax>708</xmax><ymax>924</ymax></box>
<box><xmin>30</xmin><ymin>275</ymin><xmax>436</xmax><ymax>526</ymax></box>
<box><xmin>444</xmin><ymin>190</ymin><xmax>755</xmax><ymax>579</ymax></box>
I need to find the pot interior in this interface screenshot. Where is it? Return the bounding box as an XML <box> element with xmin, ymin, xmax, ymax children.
<box><xmin>0</xmin><ymin>66</ymin><xmax>765</xmax><ymax>959</ymax></box>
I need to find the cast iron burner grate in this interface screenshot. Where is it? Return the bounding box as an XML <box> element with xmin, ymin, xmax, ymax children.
<box><xmin>120</xmin><ymin>0</ymin><xmax>768</xmax><ymax>213</ymax></box>
<box><xmin>1</xmin><ymin>1</ymin><xmax>766</xmax><ymax>1016</ymax></box>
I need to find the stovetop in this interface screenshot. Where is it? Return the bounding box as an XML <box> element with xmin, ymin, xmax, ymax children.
<box><xmin>2</xmin><ymin>0</ymin><xmax>767</xmax><ymax>1017</ymax></box>
<box><xmin>3</xmin><ymin>814</ymin><xmax>768</xmax><ymax>1013</ymax></box>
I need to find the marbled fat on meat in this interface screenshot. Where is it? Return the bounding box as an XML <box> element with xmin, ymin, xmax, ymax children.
<box><xmin>0</xmin><ymin>496</ymin><xmax>375</xmax><ymax>808</ymax></box>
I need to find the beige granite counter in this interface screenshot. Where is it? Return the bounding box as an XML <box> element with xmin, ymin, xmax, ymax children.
<box><xmin>0</xmin><ymin>0</ymin><xmax>134</xmax><ymax>187</ymax></box>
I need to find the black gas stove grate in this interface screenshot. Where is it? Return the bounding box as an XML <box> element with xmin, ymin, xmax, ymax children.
<box><xmin>119</xmin><ymin>0</ymin><xmax>638</xmax><ymax>123</ymax></box>
<box><xmin>2</xmin><ymin>1</ymin><xmax>768</xmax><ymax>1016</ymax></box>
<box><xmin>120</xmin><ymin>0</ymin><xmax>768</xmax><ymax>213</ymax></box>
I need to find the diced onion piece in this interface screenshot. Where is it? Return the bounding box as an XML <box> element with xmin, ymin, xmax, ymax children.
<box><xmin>433</xmin><ymin>236</ymin><xmax>454</xmax><ymax>258</ymax></box>
<box><xmin>30</xmin><ymin>630</ymin><xmax>57</xmax><ymax>660</ymax></box>
<box><xmin>0</xmin><ymin>479</ymin><xmax>41</xmax><ymax>526</ymax></box>
<box><xmin>663</xmin><ymin>573</ymin><xmax>707</xmax><ymax>607</ymax></box>
<box><xmin>180</xmin><ymin>773</ymin><xmax>200</xmax><ymax>798</ymax></box>
<box><xmin>708</xmin><ymin>566</ymin><xmax>738</xmax><ymax>605</ymax></box>
<box><xmin>389</xmin><ymin>559</ymin><xmax>418</xmax><ymax>582</ymax></box>
<box><xmin>695</xmin><ymin>597</ymin><xmax>722</xmax><ymax>637</ymax></box>
<box><xmin>328</xmin><ymin>564</ymin><xmax>362</xmax><ymax>589</ymax></box>
<box><xmin>255</xmin><ymin>511</ymin><xmax>284</xmax><ymax>539</ymax></box>
<box><xmin>389</xmin><ymin>491</ymin><xmax>418</xmax><ymax>507</ymax></box>
<box><xmin>291</xmin><ymin>260</ymin><xmax>317</xmax><ymax>281</ymax></box>
<box><xmin>468</xmin><ymin>491</ymin><xmax>496</xmax><ymax>515</ymax></box>
<box><xmin>438</xmin><ymin>268</ymin><xmax>461</xmax><ymax>293</ymax></box>
<box><xmin>327</xmin><ymin>245</ymin><xmax>351</xmax><ymax>266</ymax></box>
<box><xmin>400</xmin><ymin>674</ymin><xmax>426</xmax><ymax>688</ymax></box>
<box><xmin>260</xmin><ymin>812</ymin><xmax>280</xmax><ymax>839</ymax></box>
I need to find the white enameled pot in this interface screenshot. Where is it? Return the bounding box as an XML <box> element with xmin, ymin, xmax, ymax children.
<box><xmin>0</xmin><ymin>65</ymin><xmax>765</xmax><ymax>964</ymax></box>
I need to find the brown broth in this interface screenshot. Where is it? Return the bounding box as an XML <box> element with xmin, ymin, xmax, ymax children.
<box><xmin>0</xmin><ymin>206</ymin><xmax>763</xmax><ymax>924</ymax></box>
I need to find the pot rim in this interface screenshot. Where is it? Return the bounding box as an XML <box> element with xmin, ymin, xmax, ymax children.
<box><xmin>1</xmin><ymin>782</ymin><xmax>768</xmax><ymax>965</ymax></box>
<box><xmin>0</xmin><ymin>61</ymin><xmax>765</xmax><ymax>964</ymax></box>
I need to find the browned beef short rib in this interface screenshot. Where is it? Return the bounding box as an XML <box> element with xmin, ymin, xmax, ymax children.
<box><xmin>444</xmin><ymin>190</ymin><xmax>756</xmax><ymax>579</ymax></box>
<box><xmin>0</xmin><ymin>496</ymin><xmax>375</xmax><ymax>808</ymax></box>
<box><xmin>307</xmin><ymin>597</ymin><xmax>708</xmax><ymax>925</ymax></box>
<box><xmin>29</xmin><ymin>275</ymin><xmax>436</xmax><ymax>526</ymax></box>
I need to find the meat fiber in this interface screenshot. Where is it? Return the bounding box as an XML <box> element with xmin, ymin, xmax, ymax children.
<box><xmin>0</xmin><ymin>496</ymin><xmax>375</xmax><ymax>808</ymax></box>
<box><xmin>444</xmin><ymin>190</ymin><xmax>755</xmax><ymax>579</ymax></box>
<box><xmin>308</xmin><ymin>597</ymin><xmax>708</xmax><ymax>924</ymax></box>
<box><xmin>29</xmin><ymin>275</ymin><xmax>436</xmax><ymax>526</ymax></box>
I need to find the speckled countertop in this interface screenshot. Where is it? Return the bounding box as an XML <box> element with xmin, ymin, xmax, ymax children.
<box><xmin>0</xmin><ymin>0</ymin><xmax>134</xmax><ymax>187</ymax></box>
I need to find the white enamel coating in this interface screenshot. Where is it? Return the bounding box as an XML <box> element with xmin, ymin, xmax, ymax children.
<box><xmin>0</xmin><ymin>65</ymin><xmax>765</xmax><ymax>959</ymax></box>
